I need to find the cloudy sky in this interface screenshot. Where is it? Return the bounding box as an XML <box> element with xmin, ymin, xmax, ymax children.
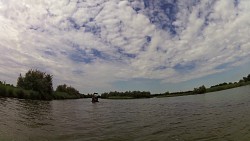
<box><xmin>0</xmin><ymin>0</ymin><xmax>250</xmax><ymax>94</ymax></box>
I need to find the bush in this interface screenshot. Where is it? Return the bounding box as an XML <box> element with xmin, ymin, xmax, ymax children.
<box><xmin>7</xmin><ymin>88</ymin><xmax>14</xmax><ymax>97</ymax></box>
<box><xmin>55</xmin><ymin>84</ymin><xmax>81</xmax><ymax>99</ymax></box>
<box><xmin>0</xmin><ymin>85</ymin><xmax>7</xmax><ymax>97</ymax></box>
<box><xmin>17</xmin><ymin>69</ymin><xmax>53</xmax><ymax>100</ymax></box>
<box><xmin>101</xmin><ymin>91</ymin><xmax>151</xmax><ymax>99</ymax></box>
<box><xmin>16</xmin><ymin>89</ymin><xmax>25</xmax><ymax>99</ymax></box>
<box><xmin>193</xmin><ymin>85</ymin><xmax>206</xmax><ymax>94</ymax></box>
<box><xmin>29</xmin><ymin>91</ymin><xmax>40</xmax><ymax>100</ymax></box>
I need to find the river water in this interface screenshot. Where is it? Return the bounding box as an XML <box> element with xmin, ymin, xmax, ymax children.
<box><xmin>1</xmin><ymin>86</ymin><xmax>250</xmax><ymax>141</ymax></box>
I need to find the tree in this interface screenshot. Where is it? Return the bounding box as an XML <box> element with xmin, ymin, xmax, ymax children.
<box><xmin>16</xmin><ymin>69</ymin><xmax>53</xmax><ymax>100</ymax></box>
<box><xmin>17</xmin><ymin>74</ymin><xmax>24</xmax><ymax>88</ymax></box>
<box><xmin>193</xmin><ymin>85</ymin><xmax>206</xmax><ymax>94</ymax></box>
<box><xmin>56</xmin><ymin>84</ymin><xmax>81</xmax><ymax>98</ymax></box>
<box><xmin>100</xmin><ymin>91</ymin><xmax>151</xmax><ymax>98</ymax></box>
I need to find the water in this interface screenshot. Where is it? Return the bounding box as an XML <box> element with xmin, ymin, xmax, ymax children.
<box><xmin>1</xmin><ymin>86</ymin><xmax>250</xmax><ymax>141</ymax></box>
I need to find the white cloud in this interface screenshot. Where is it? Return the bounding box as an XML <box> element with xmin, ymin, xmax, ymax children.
<box><xmin>0</xmin><ymin>0</ymin><xmax>250</xmax><ymax>93</ymax></box>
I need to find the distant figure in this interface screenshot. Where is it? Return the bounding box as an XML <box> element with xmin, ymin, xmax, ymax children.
<box><xmin>92</xmin><ymin>93</ymin><xmax>99</xmax><ymax>103</ymax></box>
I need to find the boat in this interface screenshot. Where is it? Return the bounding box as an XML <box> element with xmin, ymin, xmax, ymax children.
<box><xmin>92</xmin><ymin>93</ymin><xmax>99</xmax><ymax>103</ymax></box>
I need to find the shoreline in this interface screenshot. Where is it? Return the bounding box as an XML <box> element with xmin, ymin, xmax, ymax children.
<box><xmin>1</xmin><ymin>74</ymin><xmax>250</xmax><ymax>101</ymax></box>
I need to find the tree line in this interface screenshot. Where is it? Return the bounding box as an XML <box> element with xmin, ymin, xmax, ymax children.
<box><xmin>0</xmin><ymin>69</ymin><xmax>84</xmax><ymax>100</ymax></box>
<box><xmin>1</xmin><ymin>70</ymin><xmax>250</xmax><ymax>100</ymax></box>
<box><xmin>156</xmin><ymin>73</ymin><xmax>250</xmax><ymax>97</ymax></box>
<box><xmin>101</xmin><ymin>91</ymin><xmax>151</xmax><ymax>99</ymax></box>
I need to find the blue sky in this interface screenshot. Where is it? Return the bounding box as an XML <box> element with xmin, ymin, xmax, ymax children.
<box><xmin>0</xmin><ymin>0</ymin><xmax>250</xmax><ymax>94</ymax></box>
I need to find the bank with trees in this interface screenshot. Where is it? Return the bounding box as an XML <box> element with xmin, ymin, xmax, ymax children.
<box><xmin>101</xmin><ymin>91</ymin><xmax>151</xmax><ymax>99</ymax></box>
<box><xmin>153</xmin><ymin>74</ymin><xmax>250</xmax><ymax>98</ymax></box>
<box><xmin>0</xmin><ymin>69</ymin><xmax>84</xmax><ymax>100</ymax></box>
<box><xmin>1</xmin><ymin>69</ymin><xmax>250</xmax><ymax>100</ymax></box>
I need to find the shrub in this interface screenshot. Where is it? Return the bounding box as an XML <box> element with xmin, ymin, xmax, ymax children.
<box><xmin>7</xmin><ymin>88</ymin><xmax>14</xmax><ymax>97</ymax></box>
<box><xmin>0</xmin><ymin>85</ymin><xmax>7</xmax><ymax>97</ymax></box>
<box><xmin>16</xmin><ymin>89</ymin><xmax>25</xmax><ymax>99</ymax></box>
<box><xmin>17</xmin><ymin>69</ymin><xmax>53</xmax><ymax>100</ymax></box>
<box><xmin>193</xmin><ymin>85</ymin><xmax>206</xmax><ymax>94</ymax></box>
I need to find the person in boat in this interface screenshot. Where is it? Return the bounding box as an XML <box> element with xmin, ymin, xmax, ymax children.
<box><xmin>92</xmin><ymin>93</ymin><xmax>99</xmax><ymax>102</ymax></box>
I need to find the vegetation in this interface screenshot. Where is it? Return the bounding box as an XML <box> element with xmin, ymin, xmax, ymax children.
<box><xmin>204</xmin><ymin>74</ymin><xmax>250</xmax><ymax>93</ymax></box>
<box><xmin>155</xmin><ymin>74</ymin><xmax>250</xmax><ymax>98</ymax></box>
<box><xmin>55</xmin><ymin>84</ymin><xmax>84</xmax><ymax>99</ymax></box>
<box><xmin>101</xmin><ymin>91</ymin><xmax>151</xmax><ymax>99</ymax></box>
<box><xmin>193</xmin><ymin>85</ymin><xmax>206</xmax><ymax>94</ymax></box>
<box><xmin>152</xmin><ymin>91</ymin><xmax>194</xmax><ymax>98</ymax></box>
<box><xmin>0</xmin><ymin>81</ymin><xmax>40</xmax><ymax>100</ymax></box>
<box><xmin>0</xmin><ymin>69</ymin><xmax>85</xmax><ymax>100</ymax></box>
<box><xmin>17</xmin><ymin>69</ymin><xmax>53</xmax><ymax>100</ymax></box>
<box><xmin>1</xmin><ymin>69</ymin><xmax>250</xmax><ymax>100</ymax></box>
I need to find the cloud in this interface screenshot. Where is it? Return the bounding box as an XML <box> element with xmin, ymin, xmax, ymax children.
<box><xmin>0</xmin><ymin>0</ymin><xmax>250</xmax><ymax>93</ymax></box>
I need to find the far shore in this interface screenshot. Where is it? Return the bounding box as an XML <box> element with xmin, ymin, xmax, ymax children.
<box><xmin>1</xmin><ymin>72</ymin><xmax>250</xmax><ymax>101</ymax></box>
<box><xmin>101</xmin><ymin>81</ymin><xmax>250</xmax><ymax>99</ymax></box>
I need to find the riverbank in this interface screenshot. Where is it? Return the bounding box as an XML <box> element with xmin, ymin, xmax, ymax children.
<box><xmin>0</xmin><ymin>83</ymin><xmax>84</xmax><ymax>100</ymax></box>
<box><xmin>0</xmin><ymin>69</ymin><xmax>86</xmax><ymax>100</ymax></box>
<box><xmin>1</xmin><ymin>71</ymin><xmax>250</xmax><ymax>100</ymax></box>
<box><xmin>1</xmin><ymin>80</ymin><xmax>250</xmax><ymax>100</ymax></box>
<box><xmin>153</xmin><ymin>81</ymin><xmax>250</xmax><ymax>98</ymax></box>
<box><xmin>101</xmin><ymin>74</ymin><xmax>250</xmax><ymax>99</ymax></box>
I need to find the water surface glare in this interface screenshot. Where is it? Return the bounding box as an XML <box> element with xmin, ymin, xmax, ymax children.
<box><xmin>1</xmin><ymin>86</ymin><xmax>250</xmax><ymax>141</ymax></box>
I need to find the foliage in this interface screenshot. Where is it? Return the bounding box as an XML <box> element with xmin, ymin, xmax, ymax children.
<box><xmin>55</xmin><ymin>84</ymin><xmax>81</xmax><ymax>98</ymax></box>
<box><xmin>101</xmin><ymin>91</ymin><xmax>151</xmax><ymax>99</ymax></box>
<box><xmin>2</xmin><ymin>71</ymin><xmax>250</xmax><ymax>100</ymax></box>
<box><xmin>1</xmin><ymin>70</ymin><xmax>85</xmax><ymax>100</ymax></box>
<box><xmin>0</xmin><ymin>83</ymin><xmax>41</xmax><ymax>100</ymax></box>
<box><xmin>83</xmin><ymin>94</ymin><xmax>94</xmax><ymax>98</ymax></box>
<box><xmin>16</xmin><ymin>69</ymin><xmax>53</xmax><ymax>100</ymax></box>
<box><xmin>159</xmin><ymin>73</ymin><xmax>250</xmax><ymax>97</ymax></box>
<box><xmin>210</xmin><ymin>82</ymin><xmax>229</xmax><ymax>88</ymax></box>
<box><xmin>153</xmin><ymin>91</ymin><xmax>194</xmax><ymax>98</ymax></box>
<box><xmin>243</xmin><ymin>74</ymin><xmax>250</xmax><ymax>82</ymax></box>
<box><xmin>193</xmin><ymin>85</ymin><xmax>206</xmax><ymax>94</ymax></box>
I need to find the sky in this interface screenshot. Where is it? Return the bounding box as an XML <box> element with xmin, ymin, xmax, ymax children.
<box><xmin>0</xmin><ymin>0</ymin><xmax>250</xmax><ymax>94</ymax></box>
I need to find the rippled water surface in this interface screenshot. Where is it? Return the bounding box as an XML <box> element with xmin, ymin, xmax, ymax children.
<box><xmin>1</xmin><ymin>86</ymin><xmax>250</xmax><ymax>141</ymax></box>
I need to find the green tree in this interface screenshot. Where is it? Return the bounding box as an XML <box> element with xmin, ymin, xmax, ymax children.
<box><xmin>17</xmin><ymin>74</ymin><xmax>24</xmax><ymax>88</ymax></box>
<box><xmin>56</xmin><ymin>84</ymin><xmax>81</xmax><ymax>98</ymax></box>
<box><xmin>101</xmin><ymin>91</ymin><xmax>151</xmax><ymax>99</ymax></box>
<box><xmin>16</xmin><ymin>69</ymin><xmax>53</xmax><ymax>100</ymax></box>
<box><xmin>193</xmin><ymin>85</ymin><xmax>206</xmax><ymax>94</ymax></box>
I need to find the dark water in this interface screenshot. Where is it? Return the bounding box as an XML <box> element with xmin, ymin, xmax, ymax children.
<box><xmin>1</xmin><ymin>86</ymin><xmax>250</xmax><ymax>141</ymax></box>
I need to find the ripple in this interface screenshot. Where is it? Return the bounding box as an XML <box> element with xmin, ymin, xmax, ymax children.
<box><xmin>1</xmin><ymin>87</ymin><xmax>250</xmax><ymax>140</ymax></box>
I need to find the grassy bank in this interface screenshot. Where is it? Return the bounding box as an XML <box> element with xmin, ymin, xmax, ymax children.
<box><xmin>100</xmin><ymin>80</ymin><xmax>250</xmax><ymax>99</ymax></box>
<box><xmin>153</xmin><ymin>81</ymin><xmax>250</xmax><ymax>98</ymax></box>
<box><xmin>101</xmin><ymin>91</ymin><xmax>151</xmax><ymax>99</ymax></box>
<box><xmin>0</xmin><ymin>84</ymin><xmax>40</xmax><ymax>99</ymax></box>
<box><xmin>0</xmin><ymin>69</ymin><xmax>86</xmax><ymax>100</ymax></box>
<box><xmin>0</xmin><ymin>83</ymin><xmax>83</xmax><ymax>100</ymax></box>
<box><xmin>206</xmin><ymin>81</ymin><xmax>250</xmax><ymax>93</ymax></box>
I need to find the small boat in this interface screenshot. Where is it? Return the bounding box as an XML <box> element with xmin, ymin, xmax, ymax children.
<box><xmin>92</xmin><ymin>93</ymin><xmax>99</xmax><ymax>103</ymax></box>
